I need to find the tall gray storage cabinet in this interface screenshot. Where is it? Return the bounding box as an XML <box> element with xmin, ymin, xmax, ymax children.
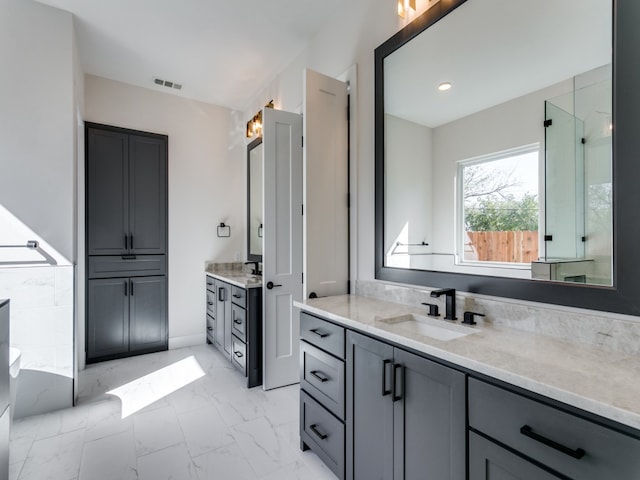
<box><xmin>86</xmin><ymin>123</ymin><xmax>168</xmax><ymax>364</ymax></box>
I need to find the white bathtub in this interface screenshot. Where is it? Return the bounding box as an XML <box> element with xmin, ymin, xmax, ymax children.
<box><xmin>9</xmin><ymin>347</ymin><xmax>20</xmax><ymax>420</ymax></box>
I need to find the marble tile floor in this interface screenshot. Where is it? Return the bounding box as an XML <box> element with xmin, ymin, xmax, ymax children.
<box><xmin>9</xmin><ymin>344</ymin><xmax>336</xmax><ymax>480</ymax></box>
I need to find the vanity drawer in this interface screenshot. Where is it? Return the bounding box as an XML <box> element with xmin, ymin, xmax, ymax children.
<box><xmin>206</xmin><ymin>289</ymin><xmax>216</xmax><ymax>317</ymax></box>
<box><xmin>231</xmin><ymin>286</ymin><xmax>246</xmax><ymax>308</ymax></box>
<box><xmin>300</xmin><ymin>390</ymin><xmax>344</xmax><ymax>479</ymax></box>
<box><xmin>468</xmin><ymin>378</ymin><xmax>640</xmax><ymax>479</ymax></box>
<box><xmin>205</xmin><ymin>276</ymin><xmax>215</xmax><ymax>293</ymax></box>
<box><xmin>301</xmin><ymin>312</ymin><xmax>345</xmax><ymax>359</ymax></box>
<box><xmin>231</xmin><ymin>304</ymin><xmax>246</xmax><ymax>342</ymax></box>
<box><xmin>231</xmin><ymin>335</ymin><xmax>246</xmax><ymax>375</ymax></box>
<box><xmin>301</xmin><ymin>341</ymin><xmax>345</xmax><ymax>420</ymax></box>
<box><xmin>206</xmin><ymin>314</ymin><xmax>215</xmax><ymax>344</ymax></box>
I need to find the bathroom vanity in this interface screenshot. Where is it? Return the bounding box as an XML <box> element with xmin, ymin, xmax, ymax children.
<box><xmin>296</xmin><ymin>295</ymin><xmax>640</xmax><ymax>479</ymax></box>
<box><xmin>205</xmin><ymin>265</ymin><xmax>262</xmax><ymax>387</ymax></box>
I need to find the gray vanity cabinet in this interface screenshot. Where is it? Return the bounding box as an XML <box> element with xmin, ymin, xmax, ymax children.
<box><xmin>468</xmin><ymin>378</ymin><xmax>640</xmax><ymax>479</ymax></box>
<box><xmin>469</xmin><ymin>432</ymin><xmax>559</xmax><ymax>480</ymax></box>
<box><xmin>207</xmin><ymin>276</ymin><xmax>262</xmax><ymax>387</ymax></box>
<box><xmin>345</xmin><ymin>330</ymin><xmax>465</xmax><ymax>480</ymax></box>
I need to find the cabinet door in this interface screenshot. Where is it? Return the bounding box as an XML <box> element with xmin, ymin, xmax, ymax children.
<box><xmin>346</xmin><ymin>331</ymin><xmax>394</xmax><ymax>480</ymax></box>
<box><xmin>393</xmin><ymin>348</ymin><xmax>466</xmax><ymax>480</ymax></box>
<box><xmin>129</xmin><ymin>276</ymin><xmax>167</xmax><ymax>353</ymax></box>
<box><xmin>469</xmin><ymin>432</ymin><xmax>560</xmax><ymax>480</ymax></box>
<box><xmin>128</xmin><ymin>134</ymin><xmax>167</xmax><ymax>255</ymax></box>
<box><xmin>87</xmin><ymin>278</ymin><xmax>129</xmax><ymax>361</ymax></box>
<box><xmin>87</xmin><ymin>127</ymin><xmax>129</xmax><ymax>255</ymax></box>
<box><xmin>215</xmin><ymin>283</ymin><xmax>225</xmax><ymax>352</ymax></box>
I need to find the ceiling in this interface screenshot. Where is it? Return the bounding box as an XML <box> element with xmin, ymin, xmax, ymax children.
<box><xmin>36</xmin><ymin>0</ymin><xmax>344</xmax><ymax>110</ymax></box>
<box><xmin>384</xmin><ymin>0</ymin><xmax>612</xmax><ymax>128</ymax></box>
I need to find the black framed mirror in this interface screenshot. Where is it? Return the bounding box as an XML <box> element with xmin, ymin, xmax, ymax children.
<box><xmin>375</xmin><ymin>0</ymin><xmax>640</xmax><ymax>316</ymax></box>
<box><xmin>247</xmin><ymin>136</ymin><xmax>263</xmax><ymax>263</ymax></box>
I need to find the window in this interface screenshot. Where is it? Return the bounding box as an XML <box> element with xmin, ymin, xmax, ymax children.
<box><xmin>458</xmin><ymin>145</ymin><xmax>540</xmax><ymax>265</ymax></box>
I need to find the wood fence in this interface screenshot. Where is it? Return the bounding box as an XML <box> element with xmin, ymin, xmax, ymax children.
<box><xmin>465</xmin><ymin>231</ymin><xmax>538</xmax><ymax>263</ymax></box>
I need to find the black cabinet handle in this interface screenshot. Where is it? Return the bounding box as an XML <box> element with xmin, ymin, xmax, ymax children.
<box><xmin>234</xmin><ymin>319</ymin><xmax>242</xmax><ymax>325</ymax></box>
<box><xmin>233</xmin><ymin>294</ymin><xmax>242</xmax><ymax>299</ymax></box>
<box><xmin>207</xmin><ymin>302</ymin><xmax>214</xmax><ymax>306</ymax></box>
<box><xmin>124</xmin><ymin>234</ymin><xmax>128</xmax><ymax>250</ymax></box>
<box><xmin>266</xmin><ymin>281</ymin><xmax>282</xmax><ymax>289</ymax></box>
<box><xmin>207</xmin><ymin>327</ymin><xmax>213</xmax><ymax>331</ymax></box>
<box><xmin>392</xmin><ymin>363</ymin><xmax>403</xmax><ymax>402</ymax></box>
<box><xmin>309</xmin><ymin>328</ymin><xmax>329</xmax><ymax>338</ymax></box>
<box><xmin>218</xmin><ymin>287</ymin><xmax>225</xmax><ymax>301</ymax></box>
<box><xmin>382</xmin><ymin>359</ymin><xmax>392</xmax><ymax>396</ymax></box>
<box><xmin>130</xmin><ymin>279</ymin><xmax>134</xmax><ymax>296</ymax></box>
<box><xmin>207</xmin><ymin>281</ymin><xmax>213</xmax><ymax>286</ymax></box>
<box><xmin>310</xmin><ymin>370</ymin><xmax>329</xmax><ymax>383</ymax></box>
<box><xmin>520</xmin><ymin>425</ymin><xmax>586</xmax><ymax>459</ymax></box>
<box><xmin>310</xmin><ymin>424</ymin><xmax>328</xmax><ymax>440</ymax></box>
<box><xmin>130</xmin><ymin>234</ymin><xmax>134</xmax><ymax>250</ymax></box>
<box><xmin>124</xmin><ymin>280</ymin><xmax>128</xmax><ymax>296</ymax></box>
<box><xmin>233</xmin><ymin>351</ymin><xmax>244</xmax><ymax>358</ymax></box>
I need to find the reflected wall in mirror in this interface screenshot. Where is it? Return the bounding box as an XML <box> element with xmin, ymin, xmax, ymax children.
<box><xmin>247</xmin><ymin>137</ymin><xmax>263</xmax><ymax>262</ymax></box>
<box><xmin>382</xmin><ymin>0</ymin><xmax>612</xmax><ymax>285</ymax></box>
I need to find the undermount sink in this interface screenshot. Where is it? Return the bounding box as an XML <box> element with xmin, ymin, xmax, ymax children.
<box><xmin>376</xmin><ymin>313</ymin><xmax>479</xmax><ymax>342</ymax></box>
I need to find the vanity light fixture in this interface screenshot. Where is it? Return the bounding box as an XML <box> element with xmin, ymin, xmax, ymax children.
<box><xmin>397</xmin><ymin>0</ymin><xmax>416</xmax><ymax>18</ymax></box>
<box><xmin>438</xmin><ymin>82</ymin><xmax>452</xmax><ymax>91</ymax></box>
<box><xmin>246</xmin><ymin>100</ymin><xmax>275</xmax><ymax>139</ymax></box>
<box><xmin>217</xmin><ymin>222</ymin><xmax>231</xmax><ymax>238</ymax></box>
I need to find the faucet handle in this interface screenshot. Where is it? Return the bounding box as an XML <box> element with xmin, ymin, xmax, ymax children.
<box><xmin>462</xmin><ymin>311</ymin><xmax>485</xmax><ymax>325</ymax></box>
<box><xmin>421</xmin><ymin>302</ymin><xmax>440</xmax><ymax>317</ymax></box>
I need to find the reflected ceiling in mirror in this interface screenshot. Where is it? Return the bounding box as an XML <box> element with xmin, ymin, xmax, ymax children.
<box><xmin>382</xmin><ymin>0</ymin><xmax>612</xmax><ymax>285</ymax></box>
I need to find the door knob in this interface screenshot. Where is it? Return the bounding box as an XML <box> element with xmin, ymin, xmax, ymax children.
<box><xmin>266</xmin><ymin>281</ymin><xmax>282</xmax><ymax>290</ymax></box>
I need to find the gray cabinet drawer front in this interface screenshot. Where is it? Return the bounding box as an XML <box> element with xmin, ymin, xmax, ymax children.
<box><xmin>206</xmin><ymin>314</ymin><xmax>215</xmax><ymax>343</ymax></box>
<box><xmin>231</xmin><ymin>286</ymin><xmax>246</xmax><ymax>308</ymax></box>
<box><xmin>301</xmin><ymin>341</ymin><xmax>345</xmax><ymax>420</ymax></box>
<box><xmin>301</xmin><ymin>312</ymin><xmax>345</xmax><ymax>359</ymax></box>
<box><xmin>205</xmin><ymin>276</ymin><xmax>216</xmax><ymax>293</ymax></box>
<box><xmin>231</xmin><ymin>304</ymin><xmax>246</xmax><ymax>342</ymax></box>
<box><xmin>206</xmin><ymin>290</ymin><xmax>216</xmax><ymax>317</ymax></box>
<box><xmin>469</xmin><ymin>378</ymin><xmax>640</xmax><ymax>479</ymax></box>
<box><xmin>89</xmin><ymin>255</ymin><xmax>166</xmax><ymax>278</ymax></box>
<box><xmin>301</xmin><ymin>390</ymin><xmax>345</xmax><ymax>479</ymax></box>
<box><xmin>231</xmin><ymin>335</ymin><xmax>246</xmax><ymax>375</ymax></box>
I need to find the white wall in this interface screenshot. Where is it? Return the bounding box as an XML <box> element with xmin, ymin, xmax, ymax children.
<box><xmin>0</xmin><ymin>0</ymin><xmax>76</xmax><ymax>263</ymax></box>
<box><xmin>84</xmin><ymin>75</ymin><xmax>245</xmax><ymax>349</ymax></box>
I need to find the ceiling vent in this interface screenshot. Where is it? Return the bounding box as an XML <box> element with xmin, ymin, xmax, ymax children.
<box><xmin>154</xmin><ymin>77</ymin><xmax>182</xmax><ymax>90</ymax></box>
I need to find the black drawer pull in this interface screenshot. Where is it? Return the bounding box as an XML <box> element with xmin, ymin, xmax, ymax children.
<box><xmin>382</xmin><ymin>359</ymin><xmax>392</xmax><ymax>396</ymax></box>
<box><xmin>234</xmin><ymin>319</ymin><xmax>243</xmax><ymax>325</ymax></box>
<box><xmin>124</xmin><ymin>234</ymin><xmax>128</xmax><ymax>250</ymax></box>
<box><xmin>207</xmin><ymin>301</ymin><xmax>214</xmax><ymax>306</ymax></box>
<box><xmin>130</xmin><ymin>234</ymin><xmax>134</xmax><ymax>250</ymax></box>
<box><xmin>310</xmin><ymin>370</ymin><xmax>329</xmax><ymax>383</ymax></box>
<box><xmin>309</xmin><ymin>328</ymin><xmax>329</xmax><ymax>338</ymax></box>
<box><xmin>233</xmin><ymin>294</ymin><xmax>242</xmax><ymax>299</ymax></box>
<box><xmin>233</xmin><ymin>351</ymin><xmax>244</xmax><ymax>358</ymax></box>
<box><xmin>392</xmin><ymin>363</ymin><xmax>404</xmax><ymax>402</ymax></box>
<box><xmin>121</xmin><ymin>254</ymin><xmax>136</xmax><ymax>260</ymax></box>
<box><xmin>520</xmin><ymin>425</ymin><xmax>586</xmax><ymax>460</ymax></box>
<box><xmin>207</xmin><ymin>281</ymin><xmax>213</xmax><ymax>286</ymax></box>
<box><xmin>310</xmin><ymin>424</ymin><xmax>328</xmax><ymax>440</ymax></box>
<box><xmin>207</xmin><ymin>327</ymin><xmax>213</xmax><ymax>331</ymax></box>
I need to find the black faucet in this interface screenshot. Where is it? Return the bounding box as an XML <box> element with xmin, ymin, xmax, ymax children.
<box><xmin>430</xmin><ymin>288</ymin><xmax>457</xmax><ymax>320</ymax></box>
<box><xmin>244</xmin><ymin>261</ymin><xmax>261</xmax><ymax>276</ymax></box>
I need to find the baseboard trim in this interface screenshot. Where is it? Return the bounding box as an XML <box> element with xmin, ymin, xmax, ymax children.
<box><xmin>169</xmin><ymin>333</ymin><xmax>206</xmax><ymax>350</ymax></box>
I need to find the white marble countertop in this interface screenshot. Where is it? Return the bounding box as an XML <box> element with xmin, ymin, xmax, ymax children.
<box><xmin>205</xmin><ymin>270</ymin><xmax>262</xmax><ymax>289</ymax></box>
<box><xmin>294</xmin><ymin>294</ymin><xmax>640</xmax><ymax>431</ymax></box>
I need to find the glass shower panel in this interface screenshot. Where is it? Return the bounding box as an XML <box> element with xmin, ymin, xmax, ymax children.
<box><xmin>544</xmin><ymin>101</ymin><xmax>585</xmax><ymax>260</ymax></box>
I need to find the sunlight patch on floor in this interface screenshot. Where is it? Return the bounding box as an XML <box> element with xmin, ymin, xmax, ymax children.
<box><xmin>107</xmin><ymin>355</ymin><xmax>205</xmax><ymax>418</ymax></box>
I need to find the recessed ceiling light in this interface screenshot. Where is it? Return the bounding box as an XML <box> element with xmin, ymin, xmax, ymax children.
<box><xmin>438</xmin><ymin>82</ymin><xmax>452</xmax><ymax>91</ymax></box>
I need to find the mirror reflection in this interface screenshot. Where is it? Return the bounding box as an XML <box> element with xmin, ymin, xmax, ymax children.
<box><xmin>247</xmin><ymin>139</ymin><xmax>263</xmax><ymax>261</ymax></box>
<box><xmin>383</xmin><ymin>0</ymin><xmax>612</xmax><ymax>285</ymax></box>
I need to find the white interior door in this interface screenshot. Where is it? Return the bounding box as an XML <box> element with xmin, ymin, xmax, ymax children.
<box><xmin>303</xmin><ymin>68</ymin><xmax>349</xmax><ymax>298</ymax></box>
<box><xmin>262</xmin><ymin>108</ymin><xmax>303</xmax><ymax>390</ymax></box>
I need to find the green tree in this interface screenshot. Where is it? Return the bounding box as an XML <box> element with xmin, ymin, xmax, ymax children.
<box><xmin>465</xmin><ymin>193</ymin><xmax>538</xmax><ymax>231</ymax></box>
